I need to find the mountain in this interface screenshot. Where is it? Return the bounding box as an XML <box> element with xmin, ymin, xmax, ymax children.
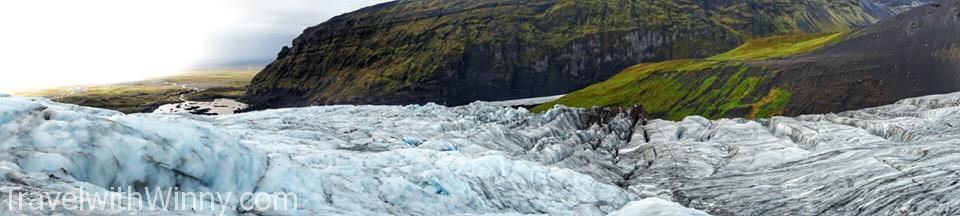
<box><xmin>242</xmin><ymin>0</ymin><xmax>928</xmax><ymax>109</ymax></box>
<box><xmin>4</xmin><ymin>87</ymin><xmax>960</xmax><ymax>214</ymax></box>
<box><xmin>537</xmin><ymin>0</ymin><xmax>960</xmax><ymax>120</ymax></box>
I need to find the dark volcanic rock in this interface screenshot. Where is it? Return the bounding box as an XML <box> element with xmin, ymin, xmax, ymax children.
<box><xmin>243</xmin><ymin>0</ymin><xmax>925</xmax><ymax>109</ymax></box>
<box><xmin>760</xmin><ymin>0</ymin><xmax>960</xmax><ymax>116</ymax></box>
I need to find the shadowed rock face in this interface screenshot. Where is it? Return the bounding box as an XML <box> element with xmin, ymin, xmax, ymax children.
<box><xmin>242</xmin><ymin>0</ymin><xmax>925</xmax><ymax>109</ymax></box>
<box><xmin>752</xmin><ymin>0</ymin><xmax>960</xmax><ymax>116</ymax></box>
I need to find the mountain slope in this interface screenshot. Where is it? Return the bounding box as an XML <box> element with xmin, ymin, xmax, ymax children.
<box><xmin>533</xmin><ymin>31</ymin><xmax>849</xmax><ymax>119</ymax></box>
<box><xmin>538</xmin><ymin>0</ymin><xmax>960</xmax><ymax>120</ymax></box>
<box><xmin>242</xmin><ymin>0</ymin><xmax>925</xmax><ymax>109</ymax></box>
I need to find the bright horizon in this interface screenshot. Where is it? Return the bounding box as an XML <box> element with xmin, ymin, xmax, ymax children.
<box><xmin>0</xmin><ymin>0</ymin><xmax>388</xmax><ymax>93</ymax></box>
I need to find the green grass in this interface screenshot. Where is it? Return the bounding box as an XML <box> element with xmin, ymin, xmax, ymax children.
<box><xmin>749</xmin><ymin>88</ymin><xmax>793</xmax><ymax>119</ymax></box>
<box><xmin>533</xmin><ymin>32</ymin><xmax>846</xmax><ymax>119</ymax></box>
<box><xmin>708</xmin><ymin>32</ymin><xmax>847</xmax><ymax>61</ymax></box>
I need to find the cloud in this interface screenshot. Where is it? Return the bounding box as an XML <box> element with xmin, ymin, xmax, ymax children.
<box><xmin>0</xmin><ymin>0</ymin><xmax>388</xmax><ymax>91</ymax></box>
<box><xmin>0</xmin><ymin>0</ymin><xmax>232</xmax><ymax>91</ymax></box>
<box><xmin>195</xmin><ymin>0</ymin><xmax>392</xmax><ymax>68</ymax></box>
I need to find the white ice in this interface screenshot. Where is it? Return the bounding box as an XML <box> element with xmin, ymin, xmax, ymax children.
<box><xmin>3</xmin><ymin>91</ymin><xmax>960</xmax><ymax>215</ymax></box>
<box><xmin>0</xmin><ymin>97</ymin><xmax>645</xmax><ymax>215</ymax></box>
<box><xmin>154</xmin><ymin>98</ymin><xmax>249</xmax><ymax>115</ymax></box>
<box><xmin>609</xmin><ymin>198</ymin><xmax>710</xmax><ymax>216</ymax></box>
<box><xmin>484</xmin><ymin>95</ymin><xmax>565</xmax><ymax>107</ymax></box>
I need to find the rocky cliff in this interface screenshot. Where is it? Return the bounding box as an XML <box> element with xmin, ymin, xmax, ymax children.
<box><xmin>242</xmin><ymin>0</ymin><xmax>926</xmax><ymax>109</ymax></box>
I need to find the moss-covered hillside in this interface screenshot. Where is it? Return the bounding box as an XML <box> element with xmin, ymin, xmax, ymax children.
<box><xmin>243</xmin><ymin>0</ymin><xmax>920</xmax><ymax>109</ymax></box>
<box><xmin>532</xmin><ymin>32</ymin><xmax>847</xmax><ymax>119</ymax></box>
<box><xmin>538</xmin><ymin>1</ymin><xmax>960</xmax><ymax>120</ymax></box>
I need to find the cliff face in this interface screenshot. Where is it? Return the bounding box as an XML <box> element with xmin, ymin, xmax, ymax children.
<box><xmin>539</xmin><ymin>0</ymin><xmax>960</xmax><ymax>120</ymax></box>
<box><xmin>243</xmin><ymin>0</ymin><xmax>925</xmax><ymax>109</ymax></box>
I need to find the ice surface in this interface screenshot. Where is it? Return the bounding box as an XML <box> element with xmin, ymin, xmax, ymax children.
<box><xmin>622</xmin><ymin>92</ymin><xmax>960</xmax><ymax>215</ymax></box>
<box><xmin>484</xmin><ymin>95</ymin><xmax>565</xmax><ymax>107</ymax></box>
<box><xmin>3</xmin><ymin>91</ymin><xmax>960</xmax><ymax>215</ymax></box>
<box><xmin>0</xmin><ymin>98</ymin><xmax>642</xmax><ymax>215</ymax></box>
<box><xmin>609</xmin><ymin>198</ymin><xmax>710</xmax><ymax>216</ymax></box>
<box><xmin>0</xmin><ymin>97</ymin><xmax>263</xmax><ymax>214</ymax></box>
<box><xmin>207</xmin><ymin>103</ymin><xmax>641</xmax><ymax>215</ymax></box>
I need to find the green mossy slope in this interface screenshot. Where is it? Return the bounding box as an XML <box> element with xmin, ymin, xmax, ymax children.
<box><xmin>533</xmin><ymin>32</ymin><xmax>846</xmax><ymax>120</ymax></box>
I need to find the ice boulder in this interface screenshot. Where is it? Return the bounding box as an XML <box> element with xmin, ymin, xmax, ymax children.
<box><xmin>609</xmin><ymin>198</ymin><xmax>711</xmax><ymax>216</ymax></box>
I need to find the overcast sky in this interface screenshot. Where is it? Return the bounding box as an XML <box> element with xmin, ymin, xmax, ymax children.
<box><xmin>0</xmin><ymin>0</ymin><xmax>389</xmax><ymax>92</ymax></box>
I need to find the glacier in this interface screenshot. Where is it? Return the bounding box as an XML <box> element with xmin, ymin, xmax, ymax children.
<box><xmin>1</xmin><ymin>91</ymin><xmax>960</xmax><ymax>215</ymax></box>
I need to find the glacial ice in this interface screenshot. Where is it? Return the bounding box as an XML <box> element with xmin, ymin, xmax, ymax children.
<box><xmin>0</xmin><ymin>97</ymin><xmax>265</xmax><ymax>211</ymax></box>
<box><xmin>484</xmin><ymin>95</ymin><xmax>565</xmax><ymax>107</ymax></box>
<box><xmin>154</xmin><ymin>98</ymin><xmax>249</xmax><ymax>115</ymax></box>
<box><xmin>2</xmin><ymin>91</ymin><xmax>960</xmax><ymax>215</ymax></box>
<box><xmin>609</xmin><ymin>198</ymin><xmax>710</xmax><ymax>216</ymax></box>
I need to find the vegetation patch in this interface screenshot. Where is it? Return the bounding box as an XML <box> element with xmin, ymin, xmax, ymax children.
<box><xmin>534</xmin><ymin>32</ymin><xmax>842</xmax><ymax>119</ymax></box>
<box><xmin>749</xmin><ymin>88</ymin><xmax>793</xmax><ymax>119</ymax></box>
<box><xmin>708</xmin><ymin>31</ymin><xmax>848</xmax><ymax>61</ymax></box>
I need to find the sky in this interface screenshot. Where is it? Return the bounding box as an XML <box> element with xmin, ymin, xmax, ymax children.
<box><xmin>0</xmin><ymin>0</ymin><xmax>389</xmax><ymax>92</ymax></box>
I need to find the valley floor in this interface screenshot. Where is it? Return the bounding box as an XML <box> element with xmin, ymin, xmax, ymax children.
<box><xmin>0</xmin><ymin>90</ymin><xmax>959</xmax><ymax>215</ymax></box>
<box><xmin>11</xmin><ymin>69</ymin><xmax>257</xmax><ymax>114</ymax></box>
